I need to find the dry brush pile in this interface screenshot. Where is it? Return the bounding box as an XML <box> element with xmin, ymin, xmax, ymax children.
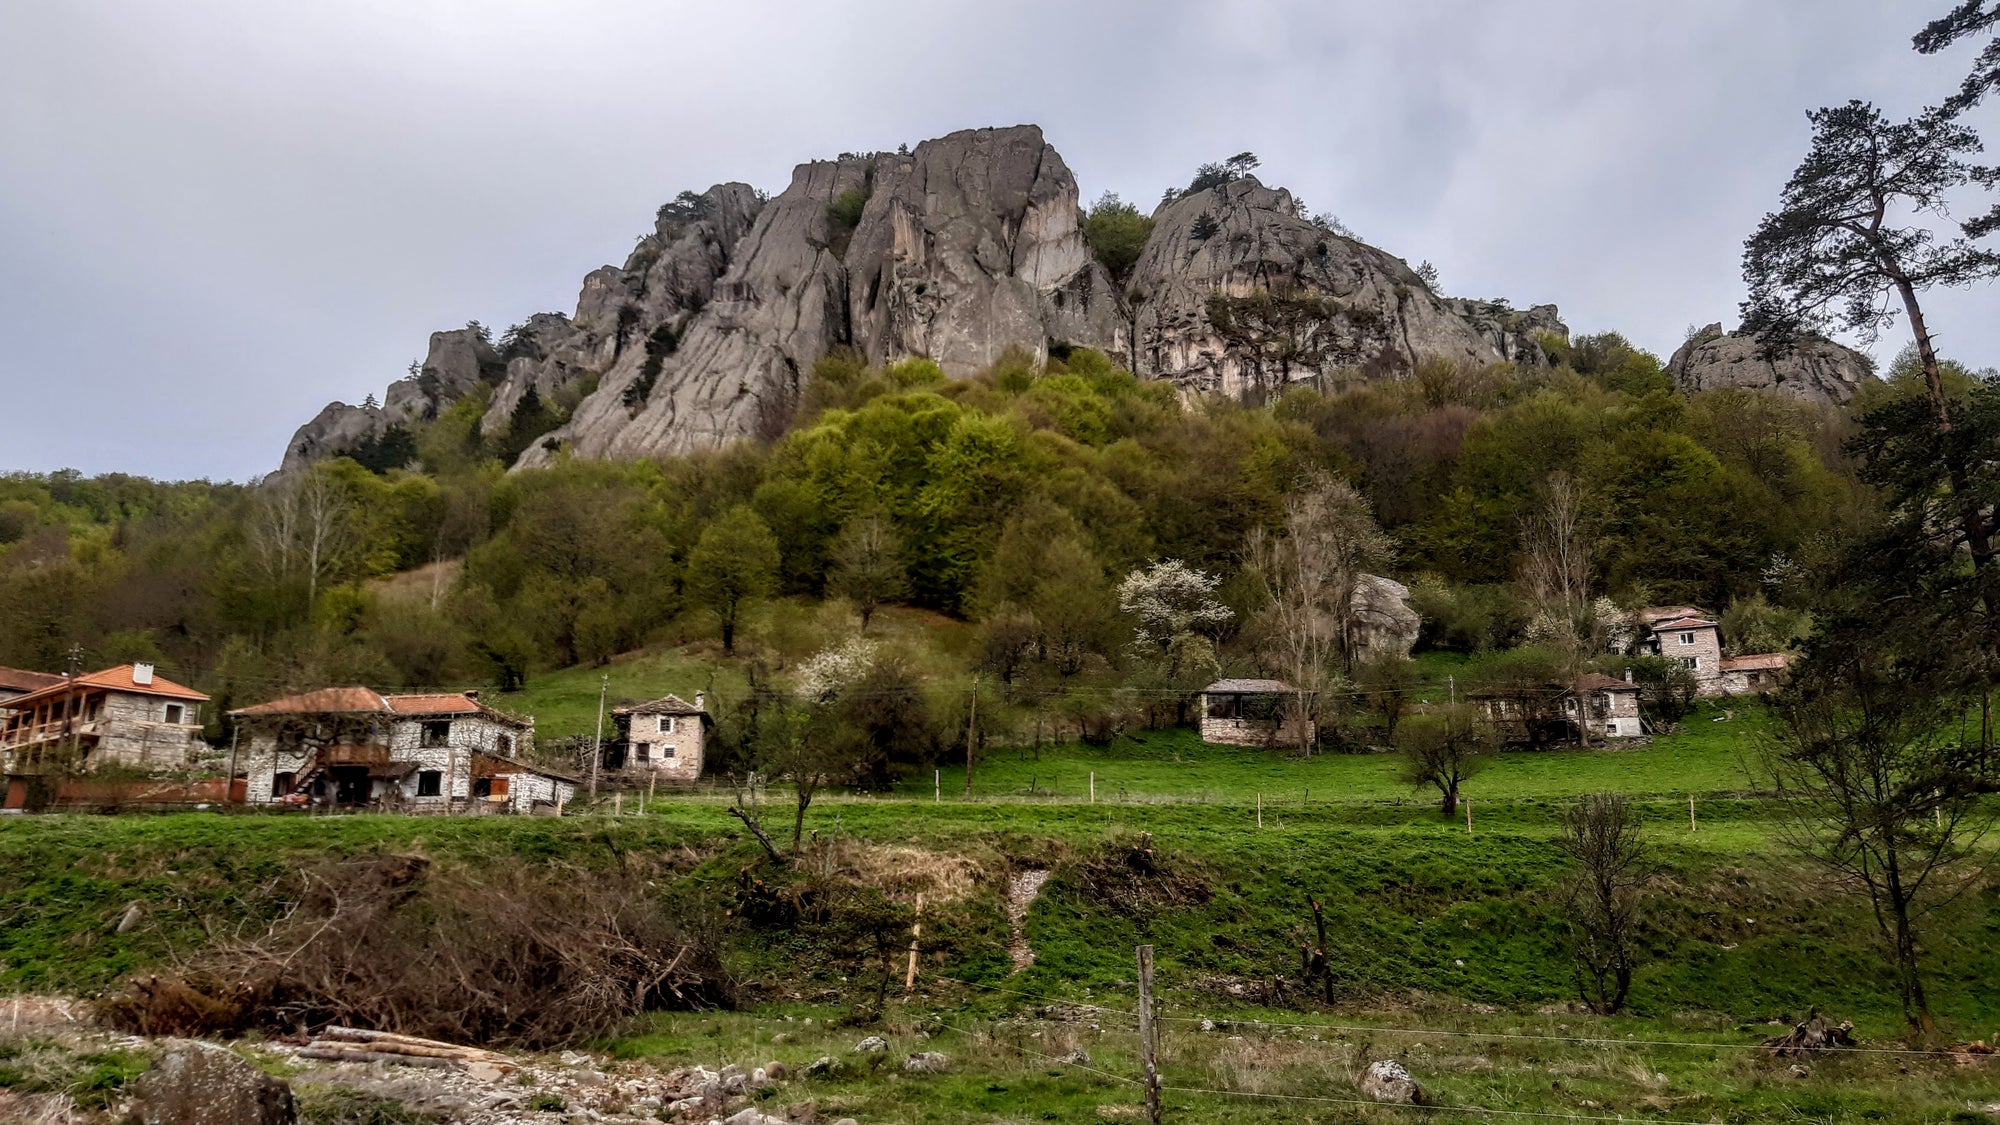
<box><xmin>102</xmin><ymin>853</ymin><xmax>732</xmax><ymax>1048</ymax></box>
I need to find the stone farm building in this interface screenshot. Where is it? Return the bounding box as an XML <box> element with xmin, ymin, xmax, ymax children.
<box><xmin>1199</xmin><ymin>679</ymin><xmax>1315</xmax><ymax>748</ymax></box>
<box><xmin>0</xmin><ymin>663</ymin><xmax>209</xmax><ymax>787</ymax></box>
<box><xmin>233</xmin><ymin>688</ymin><xmax>575</xmax><ymax>814</ymax></box>
<box><xmin>1631</xmin><ymin>607</ymin><xmax>1791</xmax><ymax>697</ymax></box>
<box><xmin>607</xmin><ymin>693</ymin><xmax>709</xmax><ymax>784</ymax></box>
<box><xmin>1472</xmin><ymin>673</ymin><xmax>1644</xmax><ymax>744</ymax></box>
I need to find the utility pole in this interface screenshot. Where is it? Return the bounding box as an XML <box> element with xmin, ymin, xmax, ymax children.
<box><xmin>226</xmin><ymin>725</ymin><xmax>241</xmax><ymax>804</ymax></box>
<box><xmin>62</xmin><ymin>644</ymin><xmax>83</xmax><ymax>774</ymax></box>
<box><xmin>589</xmin><ymin>673</ymin><xmax>608</xmax><ymax>801</ymax></box>
<box><xmin>1137</xmin><ymin>944</ymin><xmax>1161</xmax><ymax>1124</ymax></box>
<box><xmin>962</xmin><ymin>674</ymin><xmax>979</xmax><ymax>799</ymax></box>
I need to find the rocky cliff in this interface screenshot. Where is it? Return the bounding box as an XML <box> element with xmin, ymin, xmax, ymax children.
<box><xmin>283</xmin><ymin>125</ymin><xmax>1567</xmax><ymax>473</ymax></box>
<box><xmin>1667</xmin><ymin>323</ymin><xmax>1876</xmax><ymax>404</ymax></box>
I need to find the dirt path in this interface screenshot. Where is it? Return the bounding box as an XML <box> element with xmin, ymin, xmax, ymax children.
<box><xmin>1006</xmin><ymin>868</ymin><xmax>1050</xmax><ymax>971</ymax></box>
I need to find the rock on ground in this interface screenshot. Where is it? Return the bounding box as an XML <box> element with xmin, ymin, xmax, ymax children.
<box><xmin>127</xmin><ymin>1039</ymin><xmax>297</xmax><ymax>1125</ymax></box>
<box><xmin>1358</xmin><ymin>1058</ymin><xmax>1422</xmax><ymax>1105</ymax></box>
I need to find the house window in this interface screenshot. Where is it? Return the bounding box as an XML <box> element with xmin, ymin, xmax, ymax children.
<box><xmin>164</xmin><ymin>703</ymin><xmax>185</xmax><ymax>725</ymax></box>
<box><xmin>656</xmin><ymin>716</ymin><xmax>676</xmax><ymax>734</ymax></box>
<box><xmin>660</xmin><ymin>744</ymin><xmax>677</xmax><ymax>758</ymax></box>
<box><xmin>272</xmin><ymin>771</ymin><xmax>295</xmax><ymax>797</ymax></box>
<box><xmin>416</xmin><ymin>770</ymin><xmax>442</xmax><ymax>797</ymax></box>
<box><xmin>1678</xmin><ymin>632</ymin><xmax>1696</xmax><ymax>645</ymax></box>
<box><xmin>496</xmin><ymin>733</ymin><xmax>514</xmax><ymax>756</ymax></box>
<box><xmin>635</xmin><ymin>743</ymin><xmax>651</xmax><ymax>763</ymax></box>
<box><xmin>1679</xmin><ymin>656</ymin><xmax>1699</xmax><ymax>669</ymax></box>
<box><xmin>472</xmin><ymin>777</ymin><xmax>492</xmax><ymax>798</ymax></box>
<box><xmin>421</xmin><ymin>720</ymin><xmax>451</xmax><ymax>748</ymax></box>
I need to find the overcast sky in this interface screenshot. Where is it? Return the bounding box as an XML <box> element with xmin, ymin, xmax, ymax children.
<box><xmin>3</xmin><ymin>1</ymin><xmax>1994</xmax><ymax>481</ymax></box>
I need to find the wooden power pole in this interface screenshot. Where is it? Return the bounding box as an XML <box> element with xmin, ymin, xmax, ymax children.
<box><xmin>962</xmin><ymin>674</ymin><xmax>979</xmax><ymax>799</ymax></box>
<box><xmin>589</xmin><ymin>672</ymin><xmax>608</xmax><ymax>800</ymax></box>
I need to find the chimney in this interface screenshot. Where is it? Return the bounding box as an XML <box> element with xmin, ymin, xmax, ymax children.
<box><xmin>694</xmin><ymin>691</ymin><xmax>706</xmax><ymax>712</ymax></box>
<box><xmin>1624</xmin><ymin>668</ymin><xmax>1634</xmax><ymax>684</ymax></box>
<box><xmin>132</xmin><ymin>663</ymin><xmax>154</xmax><ymax>686</ymax></box>
<box><xmin>464</xmin><ymin>689</ymin><xmax>479</xmax><ymax>701</ymax></box>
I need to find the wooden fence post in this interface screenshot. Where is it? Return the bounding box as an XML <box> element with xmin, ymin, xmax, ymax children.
<box><xmin>905</xmin><ymin>894</ymin><xmax>925</xmax><ymax>993</ymax></box>
<box><xmin>1137</xmin><ymin>944</ymin><xmax>1161</xmax><ymax>1124</ymax></box>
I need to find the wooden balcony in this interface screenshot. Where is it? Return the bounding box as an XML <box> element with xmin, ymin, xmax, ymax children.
<box><xmin>318</xmin><ymin>743</ymin><xmax>390</xmax><ymax>766</ymax></box>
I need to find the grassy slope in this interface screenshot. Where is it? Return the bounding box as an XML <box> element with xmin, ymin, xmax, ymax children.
<box><xmin>4</xmin><ymin>708</ymin><xmax>1998</xmax><ymax>1122</ymax></box>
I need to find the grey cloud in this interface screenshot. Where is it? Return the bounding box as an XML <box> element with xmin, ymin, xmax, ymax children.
<box><xmin>1</xmin><ymin>0</ymin><xmax>1992</xmax><ymax>479</ymax></box>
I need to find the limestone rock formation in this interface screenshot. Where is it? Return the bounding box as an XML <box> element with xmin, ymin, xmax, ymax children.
<box><xmin>520</xmin><ymin>125</ymin><xmax>1118</xmax><ymax>466</ymax></box>
<box><xmin>1352</xmin><ymin>573</ymin><xmax>1421</xmax><ymax>661</ymax></box>
<box><xmin>281</xmin><ymin>126</ymin><xmax>1567</xmax><ymax>472</ymax></box>
<box><xmin>1667</xmin><ymin>324</ymin><xmax>1876</xmax><ymax>404</ymax></box>
<box><xmin>1123</xmin><ymin>178</ymin><xmax>1559</xmax><ymax>398</ymax></box>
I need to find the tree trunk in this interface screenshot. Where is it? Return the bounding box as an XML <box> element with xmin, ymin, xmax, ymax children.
<box><xmin>1893</xmin><ymin>274</ymin><xmax>1996</xmax><ymax>585</ymax></box>
<box><xmin>1439</xmin><ymin>781</ymin><xmax>1459</xmax><ymax>821</ymax></box>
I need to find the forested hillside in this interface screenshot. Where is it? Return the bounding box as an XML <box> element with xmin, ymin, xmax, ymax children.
<box><xmin>1</xmin><ymin>335</ymin><xmax>1947</xmax><ymax>731</ymax></box>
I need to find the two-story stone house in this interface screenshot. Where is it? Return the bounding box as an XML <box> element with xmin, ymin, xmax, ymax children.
<box><xmin>0</xmin><ymin>663</ymin><xmax>208</xmax><ymax>776</ymax></box>
<box><xmin>1631</xmin><ymin>607</ymin><xmax>1791</xmax><ymax>698</ymax></box>
<box><xmin>607</xmin><ymin>693</ymin><xmax>709</xmax><ymax>784</ymax></box>
<box><xmin>233</xmin><ymin>687</ymin><xmax>574</xmax><ymax>814</ymax></box>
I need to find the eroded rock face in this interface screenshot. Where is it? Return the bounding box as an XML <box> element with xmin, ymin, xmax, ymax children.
<box><xmin>282</xmin><ymin>128</ymin><xmax>1565</xmax><ymax>473</ymax></box>
<box><xmin>1352</xmin><ymin>573</ymin><xmax>1421</xmax><ymax>661</ymax></box>
<box><xmin>128</xmin><ymin>1039</ymin><xmax>297</xmax><ymax>1125</ymax></box>
<box><xmin>1666</xmin><ymin>323</ymin><xmax>1875</xmax><ymax>404</ymax></box>
<box><xmin>522</xmin><ymin>125</ymin><xmax>1118</xmax><ymax>466</ymax></box>
<box><xmin>1124</xmin><ymin>178</ymin><xmax>1559</xmax><ymax>398</ymax></box>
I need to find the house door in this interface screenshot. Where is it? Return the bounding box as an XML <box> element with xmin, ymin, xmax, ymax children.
<box><xmin>330</xmin><ymin>767</ymin><xmax>371</xmax><ymax>806</ymax></box>
<box><xmin>3</xmin><ymin>777</ymin><xmax>25</xmax><ymax>810</ymax></box>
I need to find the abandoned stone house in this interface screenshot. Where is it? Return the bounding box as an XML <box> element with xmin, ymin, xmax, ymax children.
<box><xmin>1198</xmin><ymin>679</ymin><xmax>1315</xmax><ymax>747</ymax></box>
<box><xmin>607</xmin><ymin>693</ymin><xmax>708</xmax><ymax>783</ymax></box>
<box><xmin>1631</xmin><ymin>607</ymin><xmax>1791</xmax><ymax>698</ymax></box>
<box><xmin>0</xmin><ymin>664</ymin><xmax>209</xmax><ymax>788</ymax></box>
<box><xmin>233</xmin><ymin>687</ymin><xmax>575</xmax><ymax>814</ymax></box>
<box><xmin>1472</xmin><ymin>672</ymin><xmax>1644</xmax><ymax>743</ymax></box>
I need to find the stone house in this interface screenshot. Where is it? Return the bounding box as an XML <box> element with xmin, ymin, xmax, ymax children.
<box><xmin>0</xmin><ymin>663</ymin><xmax>209</xmax><ymax>780</ymax></box>
<box><xmin>233</xmin><ymin>687</ymin><xmax>574</xmax><ymax>814</ymax></box>
<box><xmin>1472</xmin><ymin>673</ymin><xmax>1643</xmax><ymax>743</ymax></box>
<box><xmin>607</xmin><ymin>693</ymin><xmax>708</xmax><ymax>784</ymax></box>
<box><xmin>1719</xmin><ymin>652</ymin><xmax>1790</xmax><ymax>694</ymax></box>
<box><xmin>1631</xmin><ymin>607</ymin><xmax>1790</xmax><ymax>697</ymax></box>
<box><xmin>1198</xmin><ymin>679</ymin><xmax>1315</xmax><ymax>748</ymax></box>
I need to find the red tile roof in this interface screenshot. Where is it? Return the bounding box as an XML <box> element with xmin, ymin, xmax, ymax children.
<box><xmin>384</xmin><ymin>693</ymin><xmax>484</xmax><ymax>716</ymax></box>
<box><xmin>0</xmin><ymin>666</ymin><xmax>64</xmax><ymax>695</ymax></box>
<box><xmin>231</xmin><ymin>687</ymin><xmax>390</xmax><ymax>716</ymax></box>
<box><xmin>1574</xmin><ymin>673</ymin><xmax>1640</xmax><ymax>693</ymax></box>
<box><xmin>1650</xmin><ymin>617</ymin><xmax>1717</xmax><ymax>632</ymax></box>
<box><xmin>1720</xmin><ymin>653</ymin><xmax>1791</xmax><ymax>672</ymax></box>
<box><xmin>1637</xmin><ymin>606</ymin><xmax>1711</xmax><ymax>624</ymax></box>
<box><xmin>4</xmin><ymin>665</ymin><xmax>207</xmax><ymax>710</ymax></box>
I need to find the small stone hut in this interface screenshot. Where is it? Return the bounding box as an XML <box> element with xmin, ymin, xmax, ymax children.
<box><xmin>1198</xmin><ymin>679</ymin><xmax>1314</xmax><ymax>748</ymax></box>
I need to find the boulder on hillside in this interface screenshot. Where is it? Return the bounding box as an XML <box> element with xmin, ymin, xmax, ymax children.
<box><xmin>127</xmin><ymin>1039</ymin><xmax>296</xmax><ymax>1125</ymax></box>
<box><xmin>1666</xmin><ymin>323</ymin><xmax>1875</xmax><ymax>405</ymax></box>
<box><xmin>1352</xmin><ymin>573</ymin><xmax>1421</xmax><ymax>660</ymax></box>
<box><xmin>1357</xmin><ymin>1058</ymin><xmax>1423</xmax><ymax>1104</ymax></box>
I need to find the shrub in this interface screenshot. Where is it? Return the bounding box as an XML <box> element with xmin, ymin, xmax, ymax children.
<box><xmin>1081</xmin><ymin>192</ymin><xmax>1153</xmax><ymax>283</ymax></box>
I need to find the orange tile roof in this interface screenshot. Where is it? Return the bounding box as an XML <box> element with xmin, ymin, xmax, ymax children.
<box><xmin>231</xmin><ymin>687</ymin><xmax>390</xmax><ymax>716</ymax></box>
<box><xmin>75</xmin><ymin>665</ymin><xmax>208</xmax><ymax>700</ymax></box>
<box><xmin>4</xmin><ymin>665</ymin><xmax>207</xmax><ymax>710</ymax></box>
<box><xmin>384</xmin><ymin>693</ymin><xmax>483</xmax><ymax>716</ymax></box>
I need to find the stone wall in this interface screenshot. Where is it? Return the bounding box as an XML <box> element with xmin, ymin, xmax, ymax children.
<box><xmin>93</xmin><ymin>692</ymin><xmax>203</xmax><ymax>770</ymax></box>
